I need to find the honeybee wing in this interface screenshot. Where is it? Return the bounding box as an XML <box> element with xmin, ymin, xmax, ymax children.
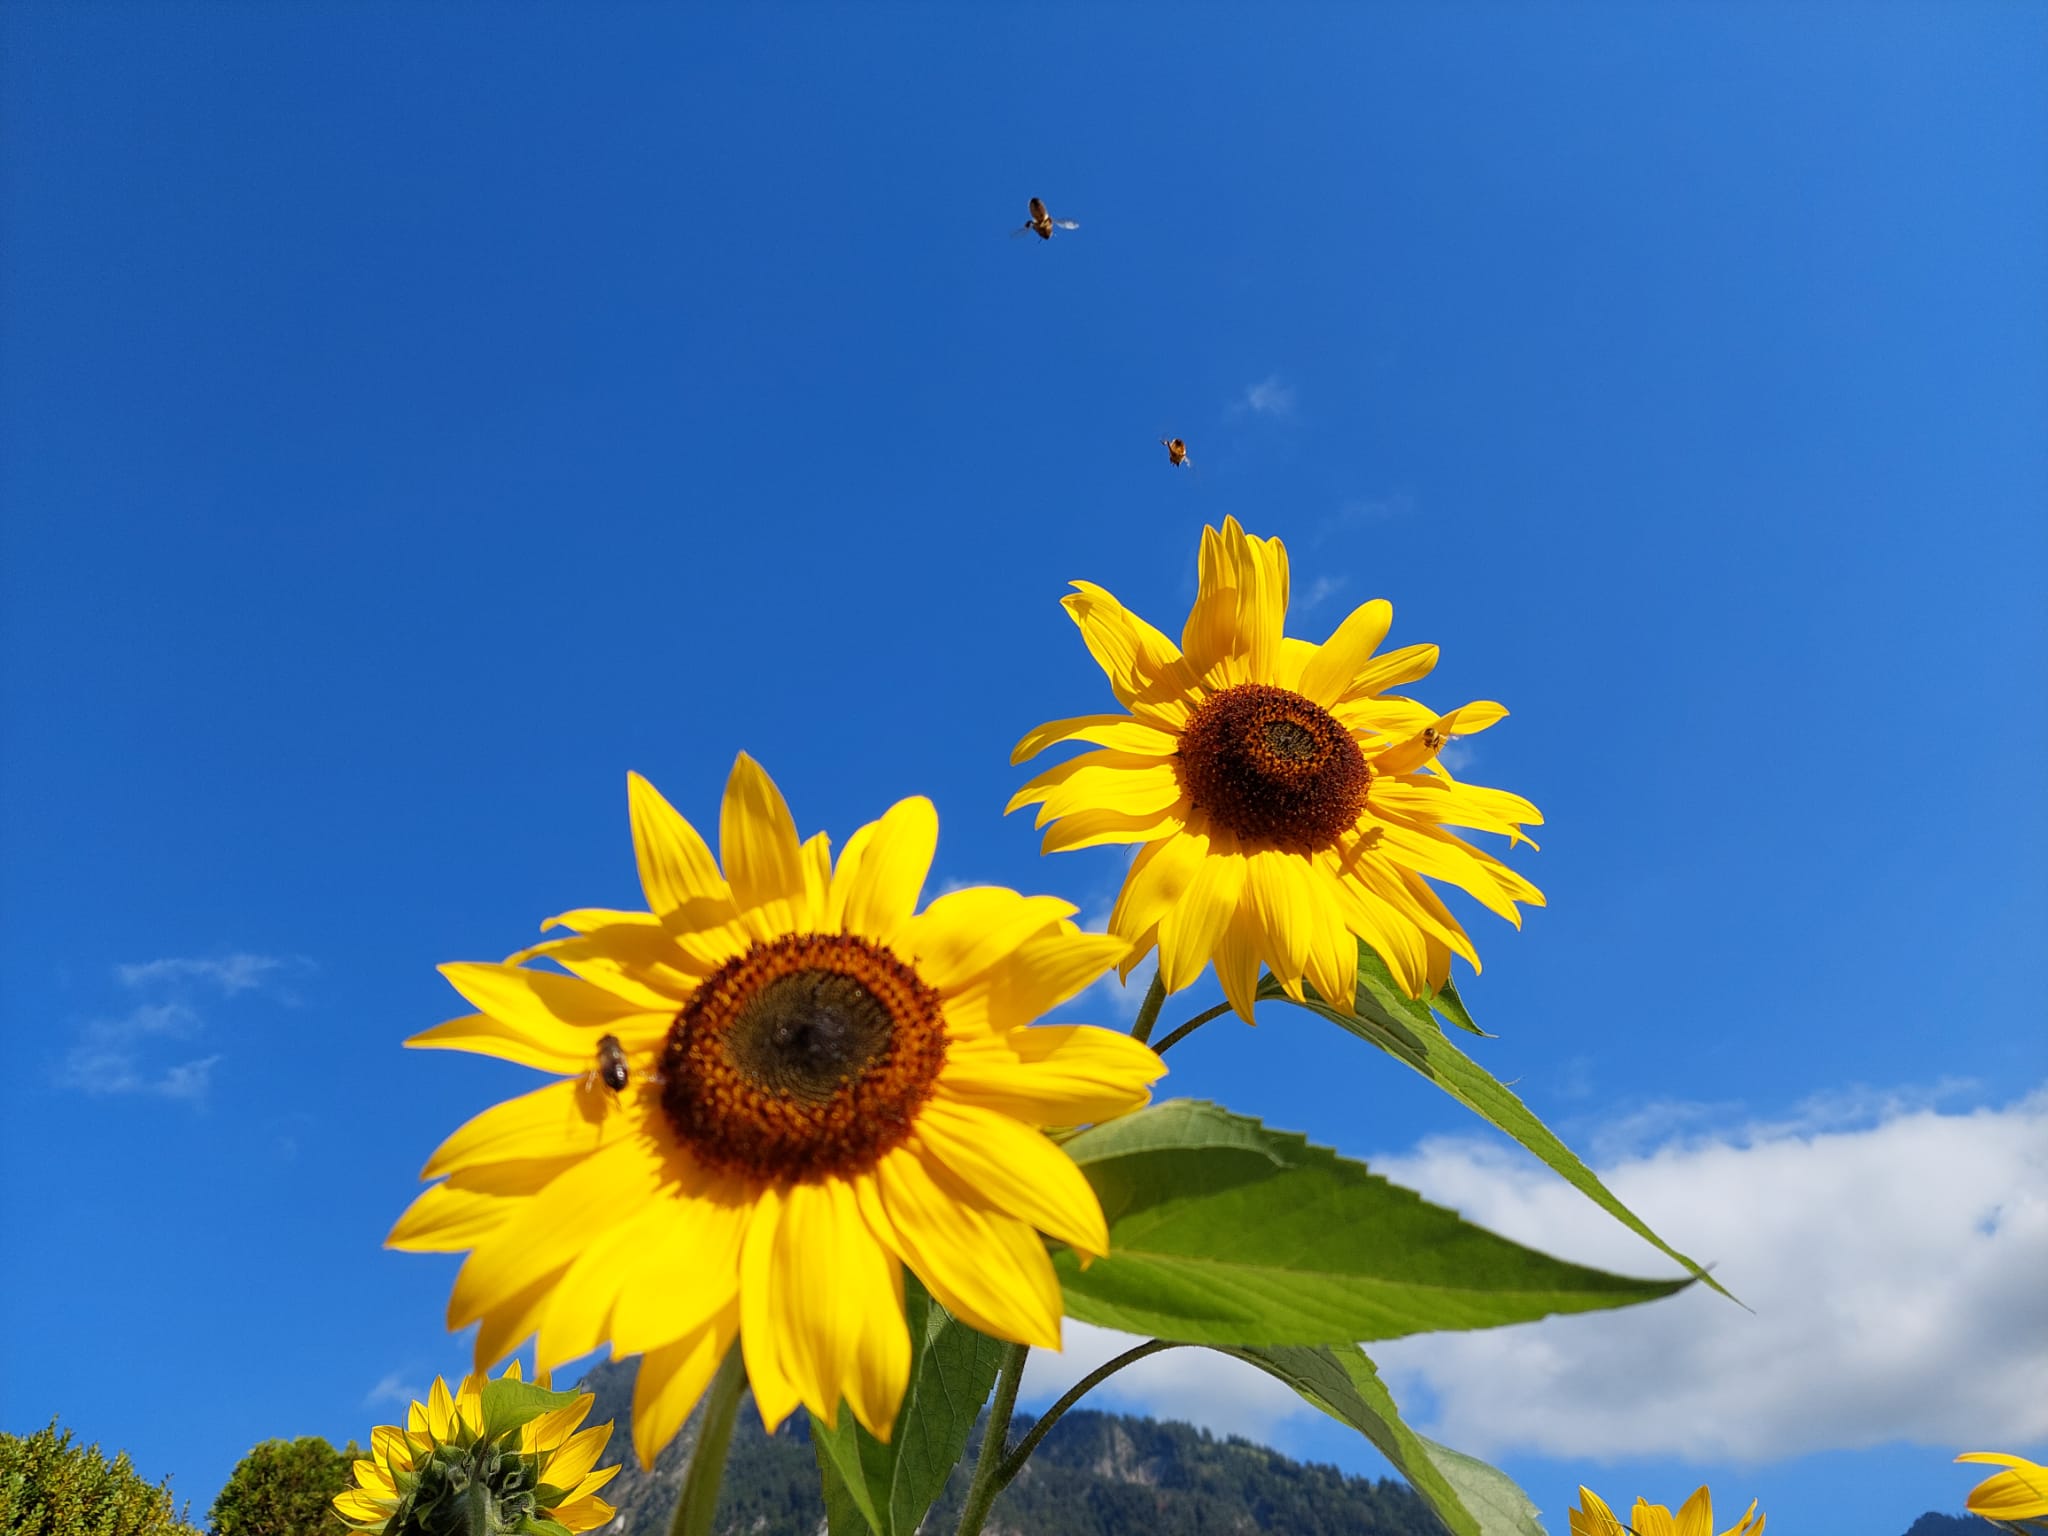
<box><xmin>1052</xmin><ymin>219</ymin><xmax>1079</xmax><ymax>230</ymax></box>
<box><xmin>1011</xmin><ymin>222</ymin><xmax>1038</xmax><ymax>237</ymax></box>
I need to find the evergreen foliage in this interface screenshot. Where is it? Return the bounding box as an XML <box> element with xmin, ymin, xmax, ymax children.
<box><xmin>0</xmin><ymin>1420</ymin><xmax>201</xmax><ymax>1536</ymax></box>
<box><xmin>208</xmin><ymin>1437</ymin><xmax>358</xmax><ymax>1536</ymax></box>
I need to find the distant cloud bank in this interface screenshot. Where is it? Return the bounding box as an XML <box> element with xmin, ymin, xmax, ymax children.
<box><xmin>1019</xmin><ymin>1085</ymin><xmax>2048</xmax><ymax>1468</ymax></box>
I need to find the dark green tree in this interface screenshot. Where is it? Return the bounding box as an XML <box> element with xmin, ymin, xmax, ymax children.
<box><xmin>0</xmin><ymin>1419</ymin><xmax>201</xmax><ymax>1536</ymax></box>
<box><xmin>208</xmin><ymin>1437</ymin><xmax>360</xmax><ymax>1536</ymax></box>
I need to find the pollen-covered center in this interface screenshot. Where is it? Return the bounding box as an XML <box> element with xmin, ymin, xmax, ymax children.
<box><xmin>660</xmin><ymin>932</ymin><xmax>948</xmax><ymax>1183</ymax></box>
<box><xmin>1177</xmin><ymin>682</ymin><xmax>1371</xmax><ymax>852</ymax></box>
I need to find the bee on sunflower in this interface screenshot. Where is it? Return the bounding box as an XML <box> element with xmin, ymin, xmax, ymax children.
<box><xmin>1009</xmin><ymin>515</ymin><xmax>1543</xmax><ymax>1021</ymax></box>
<box><xmin>388</xmin><ymin>756</ymin><xmax>1165</xmax><ymax>1467</ymax></box>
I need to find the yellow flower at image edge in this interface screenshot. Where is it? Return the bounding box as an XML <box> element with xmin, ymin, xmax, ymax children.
<box><xmin>389</xmin><ymin>756</ymin><xmax>1166</xmax><ymax>1467</ymax></box>
<box><xmin>333</xmin><ymin>1362</ymin><xmax>618</xmax><ymax>1536</ymax></box>
<box><xmin>1569</xmin><ymin>1484</ymin><xmax>1764</xmax><ymax>1536</ymax></box>
<box><xmin>1009</xmin><ymin>515</ymin><xmax>1545</xmax><ymax>1018</ymax></box>
<box><xmin>1958</xmin><ymin>1452</ymin><xmax>2048</xmax><ymax>1527</ymax></box>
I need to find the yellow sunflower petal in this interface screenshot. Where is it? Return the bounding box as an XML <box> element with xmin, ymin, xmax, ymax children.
<box><xmin>422</xmin><ymin>1078</ymin><xmax>643</xmax><ymax>1180</ymax></box>
<box><xmin>1722</xmin><ymin>1499</ymin><xmax>1765</xmax><ymax>1536</ymax></box>
<box><xmin>737</xmin><ymin>1190</ymin><xmax>802</xmax><ymax>1433</ymax></box>
<box><xmin>608</xmin><ymin>1176</ymin><xmax>750</xmax><ymax>1355</ymax></box>
<box><xmin>1631</xmin><ymin>1502</ymin><xmax>1679</xmax><ymax>1536</ymax></box>
<box><xmin>351</xmin><ymin>1461</ymin><xmax>396</xmax><ymax>1497</ymax></box>
<box><xmin>800</xmin><ymin>830</ymin><xmax>834</xmax><ymax>929</ymax></box>
<box><xmin>405</xmin><ymin>1012</ymin><xmax>590</xmax><ymax>1076</ymax></box>
<box><xmin>448</xmin><ymin>1135</ymin><xmax>671</xmax><ymax>1330</ymax></box>
<box><xmin>1011</xmin><ymin>714</ymin><xmax>1180</xmax><ymax>764</ymax></box>
<box><xmin>547</xmin><ymin>1494</ymin><xmax>615</xmax><ymax>1534</ymax></box>
<box><xmin>631</xmin><ymin>1309</ymin><xmax>738</xmax><ymax>1470</ymax></box>
<box><xmin>1060</xmin><ymin>581</ymin><xmax>1200</xmax><ymax>730</ymax></box>
<box><xmin>627</xmin><ymin>772</ymin><xmax>727</xmax><ymax>914</ymax></box>
<box><xmin>537</xmin><ymin>1424</ymin><xmax>610</xmax><ymax>1493</ymax></box>
<box><xmin>719</xmin><ymin>753</ymin><xmax>807</xmax><ymax>938</ymax></box>
<box><xmin>1295</xmin><ymin>598</ymin><xmax>1394</xmax><ymax>707</ymax></box>
<box><xmin>1673</xmin><ymin>1487</ymin><xmax>1715</xmax><ymax>1536</ymax></box>
<box><xmin>894</xmin><ymin>888</ymin><xmax>1077</xmax><ymax>992</ymax></box>
<box><xmin>1961</xmin><ymin>1452</ymin><xmax>2048</xmax><ymax>1518</ymax></box>
<box><xmin>833</xmin><ymin>795</ymin><xmax>938</xmax><ymax>945</ymax></box>
<box><xmin>1156</xmin><ymin>842</ymin><xmax>1245</xmax><ymax>994</ymax></box>
<box><xmin>1041</xmin><ymin>803</ymin><xmax>1186</xmax><ymax>853</ymax></box>
<box><xmin>1569</xmin><ymin>1488</ymin><xmax>1628</xmax><ymax>1536</ymax></box>
<box><xmin>562</xmin><ymin>1462</ymin><xmax>621</xmax><ymax>1503</ymax></box>
<box><xmin>755</xmin><ymin>1178</ymin><xmax>909</xmax><ymax>1438</ymax></box>
<box><xmin>1182</xmin><ymin>517</ymin><xmax>1287</xmax><ymax>688</ymax></box>
<box><xmin>864</xmin><ymin>1151</ymin><xmax>1063</xmax><ymax>1348</ymax></box>
<box><xmin>426</xmin><ymin>1377</ymin><xmax>457</xmax><ymax>1442</ymax></box>
<box><xmin>1244</xmin><ymin>848</ymin><xmax>1317</xmax><ymax>1000</ymax></box>
<box><xmin>523</xmin><ymin>1392</ymin><xmax>596</xmax><ymax>1455</ymax></box>
<box><xmin>474</xmin><ymin>1272</ymin><xmax>559</xmax><ymax>1374</ymax></box>
<box><xmin>1338</xmin><ymin>641</ymin><xmax>1439</xmax><ymax>700</ymax></box>
<box><xmin>334</xmin><ymin>1491</ymin><xmax>395</xmax><ymax>1523</ymax></box>
<box><xmin>938</xmin><ymin>1026</ymin><xmax>1163</xmax><ymax>1127</ymax></box>
<box><xmin>369</xmin><ymin>1425</ymin><xmax>412</xmax><ymax>1475</ymax></box>
<box><xmin>387</xmin><ymin>1161</ymin><xmax>560</xmax><ymax>1253</ymax></box>
<box><xmin>1213</xmin><ymin>914</ymin><xmax>1263</xmax><ymax>1022</ymax></box>
<box><xmin>912</xmin><ymin>1099</ymin><xmax>1108</xmax><ymax>1258</ymax></box>
<box><xmin>1107</xmin><ymin>829</ymin><xmax>1210</xmax><ymax>951</ymax></box>
<box><xmin>939</xmin><ymin>925</ymin><xmax>1127</xmax><ymax>1038</ymax></box>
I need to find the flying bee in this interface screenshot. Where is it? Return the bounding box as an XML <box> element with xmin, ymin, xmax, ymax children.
<box><xmin>1013</xmin><ymin>196</ymin><xmax>1079</xmax><ymax>240</ymax></box>
<box><xmin>1421</xmin><ymin>726</ymin><xmax>1446</xmax><ymax>753</ymax></box>
<box><xmin>1161</xmin><ymin>436</ymin><xmax>1190</xmax><ymax>467</ymax></box>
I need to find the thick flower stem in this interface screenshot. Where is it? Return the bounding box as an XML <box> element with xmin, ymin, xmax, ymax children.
<box><xmin>1127</xmin><ymin>971</ymin><xmax>1169</xmax><ymax>1046</ymax></box>
<box><xmin>669</xmin><ymin>1343</ymin><xmax>745</xmax><ymax>1536</ymax></box>
<box><xmin>954</xmin><ymin>1341</ymin><xmax>1029</xmax><ymax>1536</ymax></box>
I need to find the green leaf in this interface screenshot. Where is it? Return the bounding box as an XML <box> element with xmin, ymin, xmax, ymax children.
<box><xmin>807</xmin><ymin>1279</ymin><xmax>1007</xmax><ymax>1536</ymax></box>
<box><xmin>1260</xmin><ymin>939</ymin><xmax>1731</xmax><ymax>1300</ymax></box>
<box><xmin>518</xmin><ymin>1519</ymin><xmax>573</xmax><ymax>1536</ymax></box>
<box><xmin>1431</xmin><ymin>972</ymin><xmax>1487</xmax><ymax>1036</ymax></box>
<box><xmin>1220</xmin><ymin>1346</ymin><xmax>1476</xmax><ymax>1534</ymax></box>
<box><xmin>1054</xmin><ymin>1100</ymin><xmax>1687</xmax><ymax>1345</ymax></box>
<box><xmin>478</xmin><ymin>1380</ymin><xmax>581</xmax><ymax>1442</ymax></box>
<box><xmin>1419</xmin><ymin>1437</ymin><xmax>1548</xmax><ymax>1536</ymax></box>
<box><xmin>813</xmin><ymin>1437</ymin><xmax>871</xmax><ymax>1536</ymax></box>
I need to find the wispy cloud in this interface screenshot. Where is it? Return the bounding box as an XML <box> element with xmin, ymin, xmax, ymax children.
<box><xmin>1300</xmin><ymin>574</ymin><xmax>1349</xmax><ymax>612</ymax></box>
<box><xmin>57</xmin><ymin>951</ymin><xmax>310</xmax><ymax>1107</ymax></box>
<box><xmin>1317</xmin><ymin>493</ymin><xmax>1415</xmax><ymax>541</ymax></box>
<box><xmin>1367</xmin><ymin>1084</ymin><xmax>2048</xmax><ymax>1464</ymax></box>
<box><xmin>365</xmin><ymin>1372</ymin><xmax>426</xmax><ymax>1409</ymax></box>
<box><xmin>117</xmin><ymin>952</ymin><xmax>310</xmax><ymax>997</ymax></box>
<box><xmin>1234</xmin><ymin>375</ymin><xmax>1295</xmax><ymax>418</ymax></box>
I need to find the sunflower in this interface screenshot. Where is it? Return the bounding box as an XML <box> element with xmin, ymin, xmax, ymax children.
<box><xmin>388</xmin><ymin>756</ymin><xmax>1165</xmax><ymax>1468</ymax></box>
<box><xmin>333</xmin><ymin>1362</ymin><xmax>619</xmax><ymax>1536</ymax></box>
<box><xmin>1569</xmin><ymin>1485</ymin><xmax>1764</xmax><ymax>1536</ymax></box>
<box><xmin>1008</xmin><ymin>515</ymin><xmax>1543</xmax><ymax>1019</ymax></box>
<box><xmin>1958</xmin><ymin>1452</ymin><xmax>2048</xmax><ymax>1531</ymax></box>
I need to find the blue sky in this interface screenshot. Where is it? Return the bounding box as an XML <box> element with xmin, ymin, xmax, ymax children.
<box><xmin>3</xmin><ymin>5</ymin><xmax>2043</xmax><ymax>1533</ymax></box>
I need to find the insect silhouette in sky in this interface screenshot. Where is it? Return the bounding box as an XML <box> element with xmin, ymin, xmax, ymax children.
<box><xmin>1014</xmin><ymin>197</ymin><xmax>1079</xmax><ymax>240</ymax></box>
<box><xmin>1161</xmin><ymin>436</ymin><xmax>1190</xmax><ymax>467</ymax></box>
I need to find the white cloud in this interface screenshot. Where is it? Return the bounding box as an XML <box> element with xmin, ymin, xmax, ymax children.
<box><xmin>365</xmin><ymin>1372</ymin><xmax>425</xmax><ymax>1408</ymax></box>
<box><xmin>1319</xmin><ymin>494</ymin><xmax>1415</xmax><ymax>539</ymax></box>
<box><xmin>1238</xmin><ymin>375</ymin><xmax>1295</xmax><ymax>417</ymax></box>
<box><xmin>1021</xmin><ymin>1323</ymin><xmax>1315</xmax><ymax>1445</ymax></box>
<box><xmin>1365</xmin><ymin>1087</ymin><xmax>2048</xmax><ymax>1465</ymax></box>
<box><xmin>117</xmin><ymin>952</ymin><xmax>305</xmax><ymax>996</ymax></box>
<box><xmin>56</xmin><ymin>952</ymin><xmax>309</xmax><ymax>1106</ymax></box>
<box><xmin>1301</xmin><ymin>574</ymin><xmax>1349</xmax><ymax>612</ymax></box>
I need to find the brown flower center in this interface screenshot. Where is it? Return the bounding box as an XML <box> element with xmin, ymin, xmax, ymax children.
<box><xmin>1177</xmin><ymin>683</ymin><xmax>1370</xmax><ymax>852</ymax></box>
<box><xmin>659</xmin><ymin>932</ymin><xmax>947</xmax><ymax>1183</ymax></box>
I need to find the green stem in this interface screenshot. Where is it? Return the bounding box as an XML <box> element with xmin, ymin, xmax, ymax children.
<box><xmin>994</xmin><ymin>1341</ymin><xmax>1181</xmax><ymax>1487</ymax></box>
<box><xmin>1127</xmin><ymin>970</ymin><xmax>1169</xmax><ymax>1046</ymax></box>
<box><xmin>669</xmin><ymin>1342</ymin><xmax>745</xmax><ymax>1536</ymax></box>
<box><xmin>954</xmin><ymin>1340</ymin><xmax>1029</xmax><ymax>1536</ymax></box>
<box><xmin>1151</xmin><ymin>1002</ymin><xmax>1233</xmax><ymax>1056</ymax></box>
